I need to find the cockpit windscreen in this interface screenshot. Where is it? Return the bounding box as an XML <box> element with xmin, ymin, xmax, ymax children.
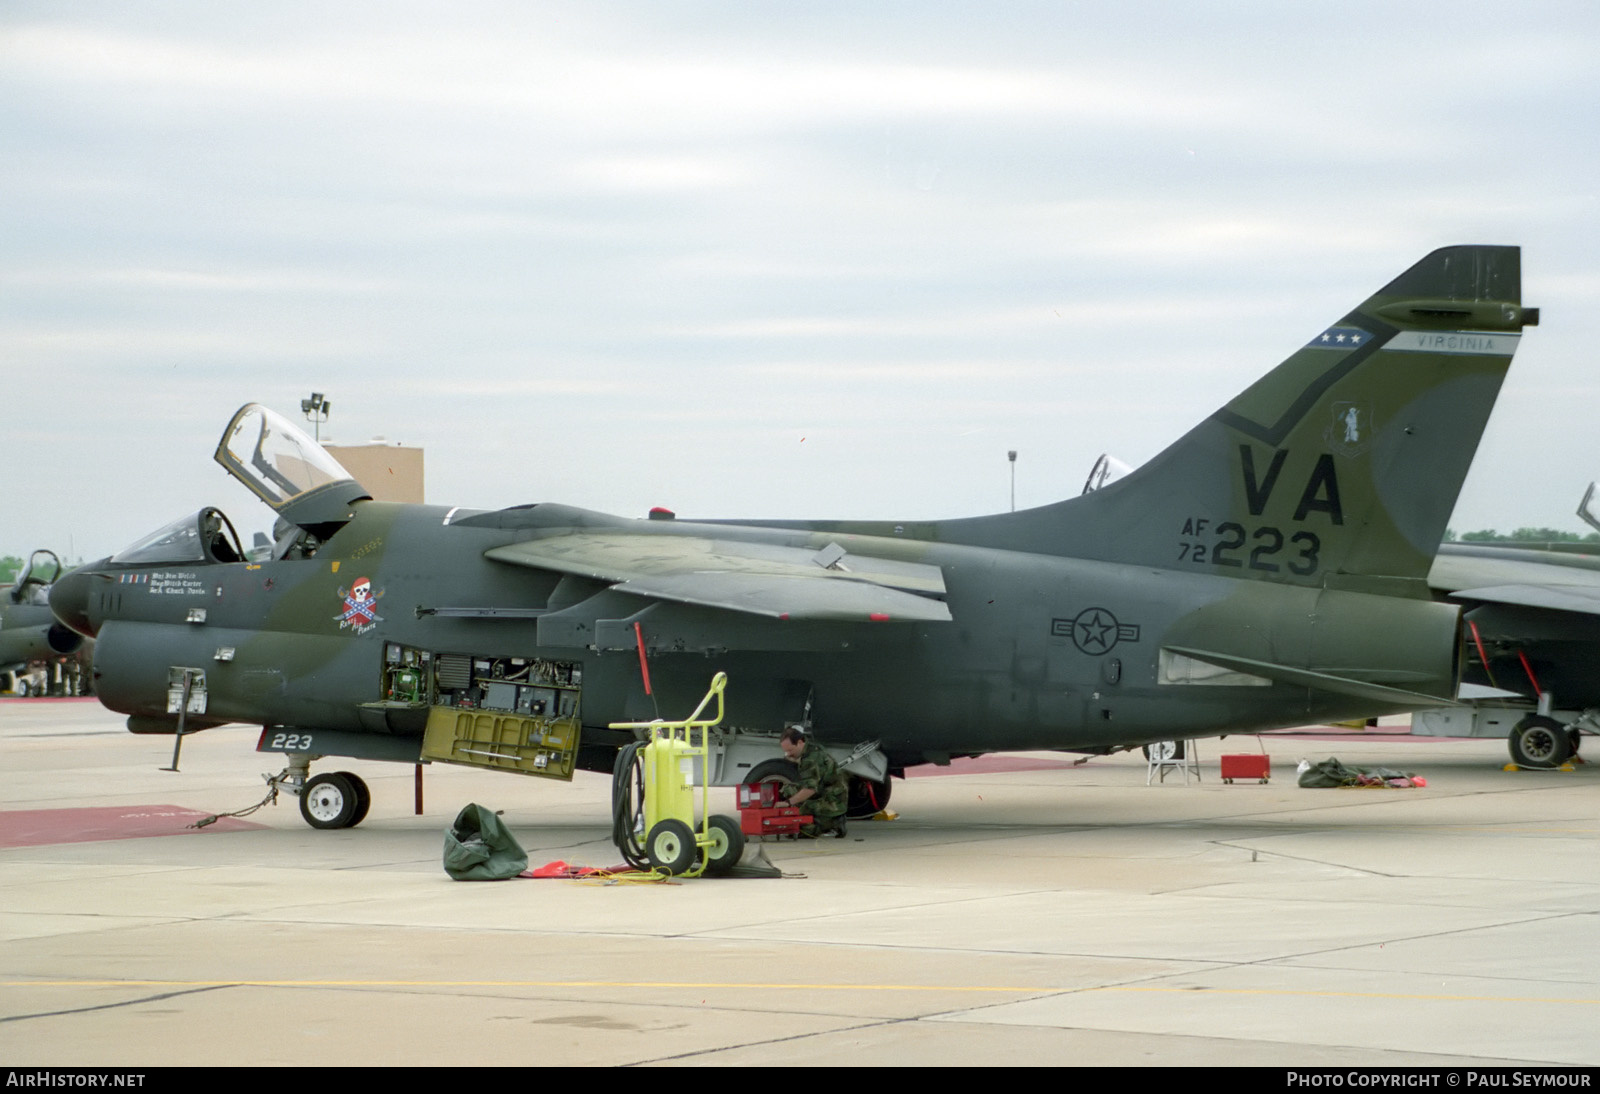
<box><xmin>111</xmin><ymin>509</ymin><xmax>245</xmax><ymax>566</ymax></box>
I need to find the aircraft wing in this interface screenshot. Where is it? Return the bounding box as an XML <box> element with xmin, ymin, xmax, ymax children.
<box><xmin>486</xmin><ymin>532</ymin><xmax>951</xmax><ymax>623</ymax></box>
<box><xmin>609</xmin><ymin>572</ymin><xmax>951</xmax><ymax>622</ymax></box>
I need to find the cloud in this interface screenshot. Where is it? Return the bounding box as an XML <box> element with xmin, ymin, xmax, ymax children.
<box><xmin>3</xmin><ymin>3</ymin><xmax>1599</xmax><ymax>552</ymax></box>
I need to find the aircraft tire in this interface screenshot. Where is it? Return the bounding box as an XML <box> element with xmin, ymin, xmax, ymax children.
<box><xmin>646</xmin><ymin>818</ymin><xmax>698</xmax><ymax>875</ymax></box>
<box><xmin>1509</xmin><ymin>716</ymin><xmax>1572</xmax><ymax>768</ymax></box>
<box><xmin>335</xmin><ymin>772</ymin><xmax>372</xmax><ymax>826</ymax></box>
<box><xmin>745</xmin><ymin>758</ymin><xmax>799</xmax><ymax>791</ymax></box>
<box><xmin>300</xmin><ymin>772</ymin><xmax>359</xmax><ymax>829</ymax></box>
<box><xmin>846</xmin><ymin>775</ymin><xmax>892</xmax><ymax>819</ymax></box>
<box><xmin>1142</xmin><ymin>741</ymin><xmax>1184</xmax><ymax>761</ymax></box>
<box><xmin>750</xmin><ymin>759</ymin><xmax>887</xmax><ymax>820</ymax></box>
<box><xmin>704</xmin><ymin>814</ymin><xmax>744</xmax><ymax>876</ymax></box>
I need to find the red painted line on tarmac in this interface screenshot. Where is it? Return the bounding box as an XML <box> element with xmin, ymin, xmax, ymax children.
<box><xmin>0</xmin><ymin>696</ymin><xmax>101</xmax><ymax>704</ymax></box>
<box><xmin>0</xmin><ymin>805</ymin><xmax>266</xmax><ymax>848</ymax></box>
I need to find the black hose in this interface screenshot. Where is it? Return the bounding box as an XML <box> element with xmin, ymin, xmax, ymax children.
<box><xmin>610</xmin><ymin>740</ymin><xmax>649</xmax><ymax>869</ymax></box>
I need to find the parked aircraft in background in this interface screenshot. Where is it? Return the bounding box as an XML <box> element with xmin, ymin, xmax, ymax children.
<box><xmin>2</xmin><ymin>550</ymin><xmax>88</xmax><ymax>695</ymax></box>
<box><xmin>1419</xmin><ymin>487</ymin><xmax>1600</xmax><ymax>766</ymax></box>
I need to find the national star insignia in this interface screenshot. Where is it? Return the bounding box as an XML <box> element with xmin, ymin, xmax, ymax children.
<box><xmin>1074</xmin><ymin>609</ymin><xmax>1116</xmax><ymax>652</ymax></box>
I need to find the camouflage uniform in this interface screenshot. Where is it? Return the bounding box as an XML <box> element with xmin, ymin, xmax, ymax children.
<box><xmin>791</xmin><ymin>742</ymin><xmax>848</xmax><ymax>836</ymax></box>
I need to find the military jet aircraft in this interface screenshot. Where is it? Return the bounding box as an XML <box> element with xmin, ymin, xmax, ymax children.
<box><xmin>2</xmin><ymin>550</ymin><xmax>87</xmax><ymax>695</ymax></box>
<box><xmin>50</xmin><ymin>245</ymin><xmax>1538</xmax><ymax>828</ymax></box>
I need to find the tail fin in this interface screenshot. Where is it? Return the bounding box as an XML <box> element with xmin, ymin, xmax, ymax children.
<box><xmin>953</xmin><ymin>245</ymin><xmax>1536</xmax><ymax>593</ymax></box>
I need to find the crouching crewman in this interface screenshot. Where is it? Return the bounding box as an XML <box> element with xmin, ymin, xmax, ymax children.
<box><xmin>777</xmin><ymin>725</ymin><xmax>850</xmax><ymax>838</ymax></box>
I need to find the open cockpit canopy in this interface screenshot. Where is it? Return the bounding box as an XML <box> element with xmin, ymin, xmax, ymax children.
<box><xmin>8</xmin><ymin>550</ymin><xmax>63</xmax><ymax>604</ymax></box>
<box><xmin>215</xmin><ymin>403</ymin><xmax>370</xmax><ymax>530</ymax></box>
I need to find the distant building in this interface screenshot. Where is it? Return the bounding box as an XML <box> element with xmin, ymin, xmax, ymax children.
<box><xmin>323</xmin><ymin>439</ymin><xmax>425</xmax><ymax>504</ymax></box>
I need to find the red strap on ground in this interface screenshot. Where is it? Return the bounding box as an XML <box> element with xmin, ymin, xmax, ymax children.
<box><xmin>522</xmin><ymin>860</ymin><xmax>637</xmax><ymax>879</ymax></box>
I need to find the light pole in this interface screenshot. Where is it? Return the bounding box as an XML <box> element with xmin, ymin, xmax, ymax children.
<box><xmin>301</xmin><ymin>393</ymin><xmax>331</xmax><ymax>442</ymax></box>
<box><xmin>1008</xmin><ymin>450</ymin><xmax>1017</xmax><ymax>512</ymax></box>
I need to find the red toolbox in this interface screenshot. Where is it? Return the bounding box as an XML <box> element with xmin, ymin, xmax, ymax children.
<box><xmin>1220</xmin><ymin>754</ymin><xmax>1271</xmax><ymax>783</ymax></box>
<box><xmin>736</xmin><ymin>781</ymin><xmax>812</xmax><ymax>836</ymax></box>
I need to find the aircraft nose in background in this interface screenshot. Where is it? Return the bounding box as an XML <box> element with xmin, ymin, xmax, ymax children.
<box><xmin>49</xmin><ymin>565</ymin><xmax>99</xmax><ymax>639</ymax></box>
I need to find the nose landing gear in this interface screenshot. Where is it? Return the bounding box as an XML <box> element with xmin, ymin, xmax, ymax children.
<box><xmin>268</xmin><ymin>754</ymin><xmax>374</xmax><ymax>829</ymax></box>
<box><xmin>299</xmin><ymin>770</ymin><xmax>374</xmax><ymax>829</ymax></box>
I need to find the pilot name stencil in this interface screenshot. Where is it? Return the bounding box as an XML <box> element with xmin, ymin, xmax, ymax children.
<box><xmin>149</xmin><ymin>572</ymin><xmax>206</xmax><ymax>596</ymax></box>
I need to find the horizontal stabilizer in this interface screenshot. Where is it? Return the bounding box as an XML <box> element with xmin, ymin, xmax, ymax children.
<box><xmin>1165</xmin><ymin>645</ymin><xmax>1459</xmax><ymax>708</ymax></box>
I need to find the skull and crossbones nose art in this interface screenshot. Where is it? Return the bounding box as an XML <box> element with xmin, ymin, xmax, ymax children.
<box><xmin>335</xmin><ymin>576</ymin><xmax>384</xmax><ymax>634</ymax></box>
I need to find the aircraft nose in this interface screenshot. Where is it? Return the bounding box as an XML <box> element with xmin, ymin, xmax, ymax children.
<box><xmin>49</xmin><ymin>563</ymin><xmax>103</xmax><ymax>639</ymax></box>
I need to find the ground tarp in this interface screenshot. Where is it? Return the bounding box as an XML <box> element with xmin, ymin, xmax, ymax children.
<box><xmin>1297</xmin><ymin>758</ymin><xmax>1424</xmax><ymax>789</ymax></box>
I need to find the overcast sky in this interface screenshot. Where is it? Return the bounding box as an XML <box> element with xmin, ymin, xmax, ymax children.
<box><xmin>4</xmin><ymin>2</ymin><xmax>1598</xmax><ymax>560</ymax></box>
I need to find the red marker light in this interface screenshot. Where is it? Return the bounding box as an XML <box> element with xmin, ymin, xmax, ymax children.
<box><xmin>869</xmin><ymin>613</ymin><xmax>889</xmax><ymax>622</ymax></box>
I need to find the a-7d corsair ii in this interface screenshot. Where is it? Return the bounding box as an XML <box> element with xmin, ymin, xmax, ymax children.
<box><xmin>1414</xmin><ymin>483</ymin><xmax>1600</xmax><ymax>767</ymax></box>
<box><xmin>51</xmin><ymin>246</ymin><xmax>1537</xmax><ymax>827</ymax></box>
<box><xmin>3</xmin><ymin>550</ymin><xmax>87</xmax><ymax>695</ymax></box>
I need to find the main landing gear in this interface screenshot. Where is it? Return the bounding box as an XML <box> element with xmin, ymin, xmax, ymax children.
<box><xmin>742</xmin><ymin>758</ymin><xmax>893</xmax><ymax>820</ymax></box>
<box><xmin>1508</xmin><ymin>715</ymin><xmax>1579</xmax><ymax>769</ymax></box>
